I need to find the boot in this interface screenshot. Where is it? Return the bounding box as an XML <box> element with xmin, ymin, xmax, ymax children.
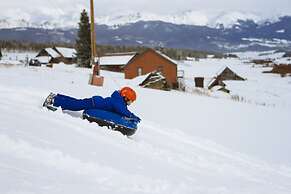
<box><xmin>43</xmin><ymin>93</ymin><xmax>57</xmax><ymax>111</ymax></box>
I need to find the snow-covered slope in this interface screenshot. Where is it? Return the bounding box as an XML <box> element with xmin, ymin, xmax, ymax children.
<box><xmin>1</xmin><ymin>53</ymin><xmax>291</xmax><ymax>193</ymax></box>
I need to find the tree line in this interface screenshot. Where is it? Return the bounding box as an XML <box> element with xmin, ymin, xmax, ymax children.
<box><xmin>0</xmin><ymin>39</ymin><xmax>218</xmax><ymax>61</ymax></box>
<box><xmin>0</xmin><ymin>40</ymin><xmax>73</xmax><ymax>51</ymax></box>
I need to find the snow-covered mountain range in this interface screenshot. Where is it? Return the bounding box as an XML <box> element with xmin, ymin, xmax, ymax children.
<box><xmin>0</xmin><ymin>10</ymin><xmax>291</xmax><ymax>52</ymax></box>
<box><xmin>0</xmin><ymin>10</ymin><xmax>285</xmax><ymax>29</ymax></box>
<box><xmin>95</xmin><ymin>10</ymin><xmax>283</xmax><ymax>29</ymax></box>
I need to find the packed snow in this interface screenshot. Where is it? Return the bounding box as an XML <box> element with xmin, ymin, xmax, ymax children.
<box><xmin>0</xmin><ymin>50</ymin><xmax>291</xmax><ymax>194</ymax></box>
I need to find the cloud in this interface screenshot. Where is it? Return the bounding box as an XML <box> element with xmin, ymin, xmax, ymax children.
<box><xmin>0</xmin><ymin>0</ymin><xmax>290</xmax><ymax>21</ymax></box>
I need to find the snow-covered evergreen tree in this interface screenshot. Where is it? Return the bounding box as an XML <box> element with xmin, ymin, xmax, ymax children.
<box><xmin>75</xmin><ymin>10</ymin><xmax>91</xmax><ymax>68</ymax></box>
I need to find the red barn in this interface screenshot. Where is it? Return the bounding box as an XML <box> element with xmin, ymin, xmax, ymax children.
<box><xmin>124</xmin><ymin>48</ymin><xmax>178</xmax><ymax>88</ymax></box>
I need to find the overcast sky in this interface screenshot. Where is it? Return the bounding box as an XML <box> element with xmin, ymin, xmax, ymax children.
<box><xmin>0</xmin><ymin>0</ymin><xmax>290</xmax><ymax>20</ymax></box>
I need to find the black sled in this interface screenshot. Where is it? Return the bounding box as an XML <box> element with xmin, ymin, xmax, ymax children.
<box><xmin>82</xmin><ymin>109</ymin><xmax>138</xmax><ymax>136</ymax></box>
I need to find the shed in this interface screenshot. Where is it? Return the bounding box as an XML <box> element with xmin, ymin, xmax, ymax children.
<box><xmin>208</xmin><ymin>66</ymin><xmax>245</xmax><ymax>89</ymax></box>
<box><xmin>139</xmin><ymin>71</ymin><xmax>170</xmax><ymax>91</ymax></box>
<box><xmin>124</xmin><ymin>48</ymin><xmax>178</xmax><ymax>88</ymax></box>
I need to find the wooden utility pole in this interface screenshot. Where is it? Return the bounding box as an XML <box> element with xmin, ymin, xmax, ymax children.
<box><xmin>90</xmin><ymin>0</ymin><xmax>98</xmax><ymax>74</ymax></box>
<box><xmin>89</xmin><ymin>0</ymin><xmax>104</xmax><ymax>86</ymax></box>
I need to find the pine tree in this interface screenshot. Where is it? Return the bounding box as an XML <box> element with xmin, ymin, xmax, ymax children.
<box><xmin>75</xmin><ymin>9</ymin><xmax>91</xmax><ymax>68</ymax></box>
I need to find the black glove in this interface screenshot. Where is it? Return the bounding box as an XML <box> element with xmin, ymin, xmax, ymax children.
<box><xmin>134</xmin><ymin>116</ymin><xmax>141</xmax><ymax>123</ymax></box>
<box><xmin>130</xmin><ymin>114</ymin><xmax>141</xmax><ymax>123</ymax></box>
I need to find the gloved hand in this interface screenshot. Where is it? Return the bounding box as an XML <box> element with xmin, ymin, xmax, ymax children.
<box><xmin>130</xmin><ymin>114</ymin><xmax>141</xmax><ymax>123</ymax></box>
<box><xmin>134</xmin><ymin>116</ymin><xmax>141</xmax><ymax>123</ymax></box>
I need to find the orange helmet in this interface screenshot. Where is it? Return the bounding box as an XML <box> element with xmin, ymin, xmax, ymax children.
<box><xmin>120</xmin><ymin>87</ymin><xmax>137</xmax><ymax>102</ymax></box>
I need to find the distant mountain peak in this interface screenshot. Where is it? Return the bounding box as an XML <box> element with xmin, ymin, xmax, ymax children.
<box><xmin>0</xmin><ymin>10</ymin><xmax>287</xmax><ymax>30</ymax></box>
<box><xmin>94</xmin><ymin>10</ymin><xmax>286</xmax><ymax>29</ymax></box>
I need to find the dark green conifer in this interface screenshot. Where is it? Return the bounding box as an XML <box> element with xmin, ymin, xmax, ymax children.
<box><xmin>75</xmin><ymin>9</ymin><xmax>91</xmax><ymax>68</ymax></box>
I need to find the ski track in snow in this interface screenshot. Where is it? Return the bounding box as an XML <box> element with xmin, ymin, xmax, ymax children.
<box><xmin>0</xmin><ymin>64</ymin><xmax>291</xmax><ymax>194</ymax></box>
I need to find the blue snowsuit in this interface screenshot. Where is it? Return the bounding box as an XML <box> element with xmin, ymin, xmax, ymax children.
<box><xmin>53</xmin><ymin>91</ymin><xmax>140</xmax><ymax>121</ymax></box>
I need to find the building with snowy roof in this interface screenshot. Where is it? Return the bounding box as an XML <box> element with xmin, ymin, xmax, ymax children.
<box><xmin>99</xmin><ymin>52</ymin><xmax>137</xmax><ymax>72</ymax></box>
<box><xmin>207</xmin><ymin>66</ymin><xmax>245</xmax><ymax>90</ymax></box>
<box><xmin>35</xmin><ymin>48</ymin><xmax>60</xmax><ymax>64</ymax></box>
<box><xmin>53</xmin><ymin>47</ymin><xmax>76</xmax><ymax>64</ymax></box>
<box><xmin>35</xmin><ymin>47</ymin><xmax>76</xmax><ymax>65</ymax></box>
<box><xmin>99</xmin><ymin>48</ymin><xmax>178</xmax><ymax>88</ymax></box>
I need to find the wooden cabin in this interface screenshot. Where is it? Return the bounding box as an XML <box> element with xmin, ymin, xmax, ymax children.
<box><xmin>35</xmin><ymin>48</ymin><xmax>61</xmax><ymax>64</ymax></box>
<box><xmin>208</xmin><ymin>67</ymin><xmax>245</xmax><ymax>89</ymax></box>
<box><xmin>35</xmin><ymin>47</ymin><xmax>76</xmax><ymax>65</ymax></box>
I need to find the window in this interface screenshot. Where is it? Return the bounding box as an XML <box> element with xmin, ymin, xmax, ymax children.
<box><xmin>137</xmin><ymin>67</ymin><xmax>143</xmax><ymax>76</ymax></box>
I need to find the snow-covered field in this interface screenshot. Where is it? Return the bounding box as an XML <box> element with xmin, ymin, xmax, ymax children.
<box><xmin>0</xmin><ymin>50</ymin><xmax>37</xmax><ymax>66</ymax></box>
<box><xmin>0</xmin><ymin>51</ymin><xmax>291</xmax><ymax>194</ymax></box>
<box><xmin>179</xmin><ymin>51</ymin><xmax>291</xmax><ymax>109</ymax></box>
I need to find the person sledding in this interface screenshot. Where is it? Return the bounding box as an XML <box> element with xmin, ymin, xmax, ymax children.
<box><xmin>43</xmin><ymin>87</ymin><xmax>141</xmax><ymax>135</ymax></box>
